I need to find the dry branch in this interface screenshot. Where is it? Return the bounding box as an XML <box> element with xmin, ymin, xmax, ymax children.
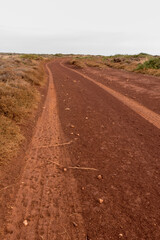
<box><xmin>47</xmin><ymin>161</ymin><xmax>98</xmax><ymax>172</ymax></box>
<box><xmin>68</xmin><ymin>166</ymin><xmax>98</xmax><ymax>171</ymax></box>
<box><xmin>33</xmin><ymin>140</ymin><xmax>73</xmax><ymax>150</ymax></box>
<box><xmin>0</xmin><ymin>183</ymin><xmax>16</xmax><ymax>193</ymax></box>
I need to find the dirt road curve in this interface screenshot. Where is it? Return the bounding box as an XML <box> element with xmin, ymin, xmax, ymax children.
<box><xmin>3</xmin><ymin>59</ymin><xmax>160</xmax><ymax>239</ymax></box>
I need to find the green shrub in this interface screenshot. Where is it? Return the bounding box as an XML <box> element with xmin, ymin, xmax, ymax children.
<box><xmin>54</xmin><ymin>53</ymin><xmax>63</xmax><ymax>57</ymax></box>
<box><xmin>20</xmin><ymin>54</ymin><xmax>43</xmax><ymax>60</ymax></box>
<box><xmin>136</xmin><ymin>58</ymin><xmax>160</xmax><ymax>70</ymax></box>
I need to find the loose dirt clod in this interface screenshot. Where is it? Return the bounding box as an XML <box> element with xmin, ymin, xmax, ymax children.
<box><xmin>97</xmin><ymin>175</ymin><xmax>102</xmax><ymax>180</ymax></box>
<box><xmin>23</xmin><ymin>220</ymin><xmax>28</xmax><ymax>226</ymax></box>
<box><xmin>119</xmin><ymin>233</ymin><xmax>123</xmax><ymax>238</ymax></box>
<box><xmin>98</xmin><ymin>198</ymin><xmax>103</xmax><ymax>204</ymax></box>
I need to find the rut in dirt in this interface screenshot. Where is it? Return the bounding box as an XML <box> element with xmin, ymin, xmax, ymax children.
<box><xmin>61</xmin><ymin>62</ymin><xmax>160</xmax><ymax>130</ymax></box>
<box><xmin>4</xmin><ymin>64</ymin><xmax>86</xmax><ymax>240</ymax></box>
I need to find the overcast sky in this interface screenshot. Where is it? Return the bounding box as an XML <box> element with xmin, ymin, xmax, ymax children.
<box><xmin>0</xmin><ymin>0</ymin><xmax>160</xmax><ymax>55</ymax></box>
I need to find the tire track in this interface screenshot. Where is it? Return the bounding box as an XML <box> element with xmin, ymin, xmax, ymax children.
<box><xmin>4</xmin><ymin>63</ymin><xmax>86</xmax><ymax>240</ymax></box>
<box><xmin>61</xmin><ymin>62</ymin><xmax>160</xmax><ymax>130</ymax></box>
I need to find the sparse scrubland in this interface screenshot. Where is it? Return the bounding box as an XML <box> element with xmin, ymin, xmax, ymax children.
<box><xmin>69</xmin><ymin>53</ymin><xmax>160</xmax><ymax>76</ymax></box>
<box><xmin>0</xmin><ymin>54</ymin><xmax>46</xmax><ymax>167</ymax></box>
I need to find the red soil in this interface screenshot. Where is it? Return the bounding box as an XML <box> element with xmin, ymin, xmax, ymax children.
<box><xmin>1</xmin><ymin>59</ymin><xmax>160</xmax><ymax>239</ymax></box>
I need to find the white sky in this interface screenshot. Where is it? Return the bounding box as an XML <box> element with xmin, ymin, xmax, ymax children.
<box><xmin>0</xmin><ymin>0</ymin><xmax>160</xmax><ymax>55</ymax></box>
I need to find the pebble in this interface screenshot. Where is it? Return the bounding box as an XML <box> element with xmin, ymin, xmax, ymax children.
<box><xmin>119</xmin><ymin>233</ymin><xmax>123</xmax><ymax>238</ymax></box>
<box><xmin>72</xmin><ymin>221</ymin><xmax>78</xmax><ymax>227</ymax></box>
<box><xmin>97</xmin><ymin>175</ymin><xmax>102</xmax><ymax>180</ymax></box>
<box><xmin>98</xmin><ymin>198</ymin><xmax>103</xmax><ymax>204</ymax></box>
<box><xmin>23</xmin><ymin>220</ymin><xmax>28</xmax><ymax>226</ymax></box>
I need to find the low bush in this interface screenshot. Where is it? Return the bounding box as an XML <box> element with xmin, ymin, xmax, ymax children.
<box><xmin>54</xmin><ymin>53</ymin><xmax>63</xmax><ymax>57</ymax></box>
<box><xmin>69</xmin><ymin>59</ymin><xmax>85</xmax><ymax>69</ymax></box>
<box><xmin>136</xmin><ymin>58</ymin><xmax>160</xmax><ymax>70</ymax></box>
<box><xmin>86</xmin><ymin>62</ymin><xmax>101</xmax><ymax>68</ymax></box>
<box><xmin>20</xmin><ymin>54</ymin><xmax>43</xmax><ymax>60</ymax></box>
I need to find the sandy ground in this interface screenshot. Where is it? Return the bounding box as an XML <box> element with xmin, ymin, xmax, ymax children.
<box><xmin>2</xmin><ymin>59</ymin><xmax>160</xmax><ymax>239</ymax></box>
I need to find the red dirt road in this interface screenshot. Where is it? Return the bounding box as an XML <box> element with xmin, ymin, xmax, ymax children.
<box><xmin>2</xmin><ymin>60</ymin><xmax>160</xmax><ymax>239</ymax></box>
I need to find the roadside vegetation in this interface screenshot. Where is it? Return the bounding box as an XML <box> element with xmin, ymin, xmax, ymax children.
<box><xmin>135</xmin><ymin>57</ymin><xmax>160</xmax><ymax>76</ymax></box>
<box><xmin>0</xmin><ymin>54</ymin><xmax>46</xmax><ymax>167</ymax></box>
<box><xmin>20</xmin><ymin>54</ymin><xmax>43</xmax><ymax>60</ymax></box>
<box><xmin>68</xmin><ymin>53</ymin><xmax>160</xmax><ymax>76</ymax></box>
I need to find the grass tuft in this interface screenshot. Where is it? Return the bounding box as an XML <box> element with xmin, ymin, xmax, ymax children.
<box><xmin>0</xmin><ymin>115</ymin><xmax>24</xmax><ymax>166</ymax></box>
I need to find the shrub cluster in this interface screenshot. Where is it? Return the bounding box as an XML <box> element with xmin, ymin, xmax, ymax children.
<box><xmin>136</xmin><ymin>58</ymin><xmax>160</xmax><ymax>70</ymax></box>
<box><xmin>20</xmin><ymin>54</ymin><xmax>43</xmax><ymax>60</ymax></box>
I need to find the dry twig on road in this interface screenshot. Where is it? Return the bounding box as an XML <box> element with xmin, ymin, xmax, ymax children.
<box><xmin>47</xmin><ymin>161</ymin><xmax>98</xmax><ymax>171</ymax></box>
<box><xmin>68</xmin><ymin>166</ymin><xmax>98</xmax><ymax>171</ymax></box>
